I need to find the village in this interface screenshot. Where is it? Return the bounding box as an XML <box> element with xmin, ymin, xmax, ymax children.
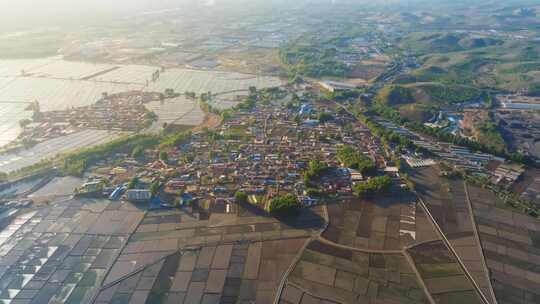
<box><xmin>73</xmin><ymin>96</ymin><xmax>399</xmax><ymax>216</ymax></box>
<box><xmin>14</xmin><ymin>91</ymin><xmax>163</xmax><ymax>148</ymax></box>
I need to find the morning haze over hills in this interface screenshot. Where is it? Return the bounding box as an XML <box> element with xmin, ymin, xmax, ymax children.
<box><xmin>0</xmin><ymin>1</ymin><xmax>539</xmax><ymax>304</ymax></box>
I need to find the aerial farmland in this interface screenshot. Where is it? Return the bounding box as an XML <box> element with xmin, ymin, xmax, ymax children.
<box><xmin>0</xmin><ymin>130</ymin><xmax>126</xmax><ymax>173</ymax></box>
<box><xmin>145</xmin><ymin>68</ymin><xmax>282</xmax><ymax>96</ymax></box>
<box><xmin>144</xmin><ymin>96</ymin><xmax>205</xmax><ymax>129</ymax></box>
<box><xmin>0</xmin><ymin>103</ymin><xmax>30</xmax><ymax>146</ymax></box>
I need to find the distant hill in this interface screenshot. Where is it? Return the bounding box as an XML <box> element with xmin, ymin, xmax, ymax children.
<box><xmin>376</xmin><ymin>85</ymin><xmax>415</xmax><ymax>106</ymax></box>
<box><xmin>429</xmin><ymin>34</ymin><xmax>463</xmax><ymax>52</ymax></box>
<box><xmin>402</xmin><ymin>32</ymin><xmax>504</xmax><ymax>54</ymax></box>
<box><xmin>377</xmin><ymin>83</ymin><xmax>481</xmax><ymax>123</ymax></box>
<box><xmin>459</xmin><ymin>37</ymin><xmax>503</xmax><ymax>49</ymax></box>
<box><xmin>412</xmin><ymin>83</ymin><xmax>481</xmax><ymax>104</ymax></box>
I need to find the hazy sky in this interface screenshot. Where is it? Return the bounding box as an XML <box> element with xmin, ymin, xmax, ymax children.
<box><xmin>0</xmin><ymin>0</ymin><xmax>533</xmax><ymax>31</ymax></box>
<box><xmin>0</xmin><ymin>0</ymin><xmax>185</xmax><ymax>30</ymax></box>
<box><xmin>0</xmin><ymin>0</ymin><xmax>298</xmax><ymax>30</ymax></box>
<box><xmin>0</xmin><ymin>0</ymin><xmax>179</xmax><ymax>17</ymax></box>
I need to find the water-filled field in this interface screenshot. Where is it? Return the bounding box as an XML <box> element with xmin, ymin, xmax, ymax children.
<box><xmin>91</xmin><ymin>65</ymin><xmax>160</xmax><ymax>84</ymax></box>
<box><xmin>145</xmin><ymin>96</ymin><xmax>205</xmax><ymax>130</ymax></box>
<box><xmin>0</xmin><ymin>58</ymin><xmax>53</xmax><ymax>77</ymax></box>
<box><xmin>0</xmin><ymin>77</ymin><xmax>142</xmax><ymax>111</ymax></box>
<box><xmin>146</xmin><ymin>68</ymin><xmax>281</xmax><ymax>95</ymax></box>
<box><xmin>0</xmin><ymin>130</ymin><xmax>126</xmax><ymax>173</ymax></box>
<box><xmin>26</xmin><ymin>60</ymin><xmax>116</xmax><ymax>79</ymax></box>
<box><xmin>0</xmin><ymin>103</ymin><xmax>31</xmax><ymax>146</ymax></box>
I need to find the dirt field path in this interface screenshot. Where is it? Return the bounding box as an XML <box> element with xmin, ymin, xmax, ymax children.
<box><xmin>192</xmin><ymin>112</ymin><xmax>223</xmax><ymax>133</ymax></box>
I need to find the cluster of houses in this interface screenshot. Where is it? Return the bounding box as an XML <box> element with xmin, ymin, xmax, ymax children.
<box><xmin>18</xmin><ymin>91</ymin><xmax>160</xmax><ymax>145</ymax></box>
<box><xmin>78</xmin><ymin>100</ymin><xmax>389</xmax><ymax>214</ymax></box>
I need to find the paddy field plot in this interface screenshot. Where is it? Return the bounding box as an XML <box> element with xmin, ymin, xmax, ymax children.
<box><xmin>98</xmin><ymin>239</ymin><xmax>307</xmax><ymax>304</ymax></box>
<box><xmin>91</xmin><ymin>64</ymin><xmax>160</xmax><ymax>84</ymax></box>
<box><xmin>410</xmin><ymin>166</ymin><xmax>496</xmax><ymax>303</ymax></box>
<box><xmin>26</xmin><ymin>60</ymin><xmax>117</xmax><ymax>79</ymax></box>
<box><xmin>284</xmin><ymin>240</ymin><xmax>429</xmax><ymax>304</ymax></box>
<box><xmin>212</xmin><ymin>92</ymin><xmax>244</xmax><ymax>110</ymax></box>
<box><xmin>146</xmin><ymin>68</ymin><xmax>282</xmax><ymax>95</ymax></box>
<box><xmin>408</xmin><ymin>240</ymin><xmax>485</xmax><ymax>304</ymax></box>
<box><xmin>323</xmin><ymin>193</ymin><xmax>439</xmax><ymax>251</ymax></box>
<box><xmin>212</xmin><ymin>99</ymin><xmax>241</xmax><ymax>110</ymax></box>
<box><xmin>0</xmin><ymin>76</ymin><xmax>17</xmax><ymax>89</ymax></box>
<box><xmin>0</xmin><ymin>176</ymin><xmax>46</xmax><ymax>199</ymax></box>
<box><xmin>0</xmin><ymin>130</ymin><xmax>126</xmax><ymax>173</ymax></box>
<box><xmin>0</xmin><ymin>77</ymin><xmax>142</xmax><ymax>111</ymax></box>
<box><xmin>145</xmin><ymin>97</ymin><xmax>205</xmax><ymax>132</ymax></box>
<box><xmin>0</xmin><ymin>198</ymin><xmax>143</xmax><ymax>304</ymax></box>
<box><xmin>0</xmin><ymin>103</ymin><xmax>31</xmax><ymax>147</ymax></box>
<box><xmin>29</xmin><ymin>176</ymin><xmax>84</xmax><ymax>198</ymax></box>
<box><xmin>468</xmin><ymin>184</ymin><xmax>540</xmax><ymax>304</ymax></box>
<box><xmin>0</xmin><ymin>58</ymin><xmax>55</xmax><ymax>77</ymax></box>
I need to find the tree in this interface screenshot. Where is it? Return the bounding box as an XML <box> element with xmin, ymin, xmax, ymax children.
<box><xmin>31</xmin><ymin>100</ymin><xmax>42</xmax><ymax>120</ymax></box>
<box><xmin>353</xmin><ymin>176</ymin><xmax>392</xmax><ymax>197</ymax></box>
<box><xmin>318</xmin><ymin>112</ymin><xmax>334</xmax><ymax>123</ymax></box>
<box><xmin>249</xmin><ymin>86</ymin><xmax>257</xmax><ymax>96</ymax></box>
<box><xmin>294</xmin><ymin>115</ymin><xmax>301</xmax><ymax>125</ymax></box>
<box><xmin>185</xmin><ymin>91</ymin><xmax>196</xmax><ymax>99</ymax></box>
<box><xmin>221</xmin><ymin>110</ymin><xmax>232</xmax><ymax>121</ymax></box>
<box><xmin>269</xmin><ymin>194</ymin><xmax>300</xmax><ymax>216</ymax></box>
<box><xmin>127</xmin><ymin>177</ymin><xmax>139</xmax><ymax>189</ymax></box>
<box><xmin>337</xmin><ymin>146</ymin><xmax>359</xmax><ymax>168</ymax></box>
<box><xmin>234</xmin><ymin>191</ymin><xmax>248</xmax><ymax>205</ymax></box>
<box><xmin>31</xmin><ymin>100</ymin><xmax>40</xmax><ymax>113</ymax></box>
<box><xmin>358</xmin><ymin>159</ymin><xmax>377</xmax><ymax>177</ymax></box>
<box><xmin>160</xmin><ymin>131</ymin><xmax>191</xmax><ymax>148</ymax></box>
<box><xmin>132</xmin><ymin>146</ymin><xmax>144</xmax><ymax>159</ymax></box>
<box><xmin>304</xmin><ymin>160</ymin><xmax>330</xmax><ymax>185</ymax></box>
<box><xmin>19</xmin><ymin>119</ymin><xmax>32</xmax><ymax>128</ymax></box>
<box><xmin>150</xmin><ymin>181</ymin><xmax>161</xmax><ymax>196</ymax></box>
<box><xmin>159</xmin><ymin>151</ymin><xmax>168</xmax><ymax>162</ymax></box>
<box><xmin>337</xmin><ymin>146</ymin><xmax>376</xmax><ymax>176</ymax></box>
<box><xmin>63</xmin><ymin>158</ymin><xmax>87</xmax><ymax>177</ymax></box>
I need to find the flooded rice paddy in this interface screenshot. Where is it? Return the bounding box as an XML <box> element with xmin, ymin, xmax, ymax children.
<box><xmin>144</xmin><ymin>96</ymin><xmax>205</xmax><ymax>130</ymax></box>
<box><xmin>0</xmin><ymin>130</ymin><xmax>126</xmax><ymax>173</ymax></box>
